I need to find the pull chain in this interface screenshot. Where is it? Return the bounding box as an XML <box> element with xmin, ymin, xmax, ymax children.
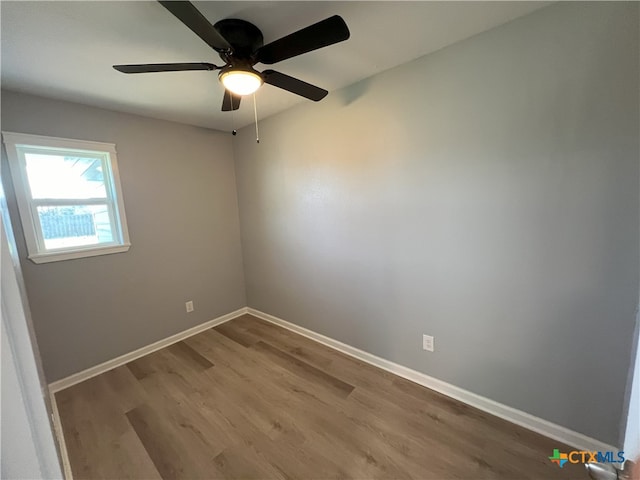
<box><xmin>253</xmin><ymin>93</ymin><xmax>260</xmax><ymax>144</ymax></box>
<box><xmin>230</xmin><ymin>94</ymin><xmax>237</xmax><ymax>136</ymax></box>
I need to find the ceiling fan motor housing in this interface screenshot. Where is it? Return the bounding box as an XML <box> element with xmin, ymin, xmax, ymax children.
<box><xmin>213</xmin><ymin>19</ymin><xmax>264</xmax><ymax>60</ymax></box>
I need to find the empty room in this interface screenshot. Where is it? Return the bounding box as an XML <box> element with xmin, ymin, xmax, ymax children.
<box><xmin>1</xmin><ymin>1</ymin><xmax>639</xmax><ymax>479</ymax></box>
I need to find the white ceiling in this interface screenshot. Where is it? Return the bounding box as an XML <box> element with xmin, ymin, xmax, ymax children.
<box><xmin>1</xmin><ymin>1</ymin><xmax>550</xmax><ymax>131</ymax></box>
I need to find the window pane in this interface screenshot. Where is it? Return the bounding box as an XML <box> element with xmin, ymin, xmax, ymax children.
<box><xmin>37</xmin><ymin>205</ymin><xmax>114</xmax><ymax>250</ymax></box>
<box><xmin>25</xmin><ymin>153</ymin><xmax>107</xmax><ymax>199</ymax></box>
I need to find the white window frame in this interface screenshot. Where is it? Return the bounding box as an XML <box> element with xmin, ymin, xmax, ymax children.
<box><xmin>2</xmin><ymin>132</ymin><xmax>131</xmax><ymax>264</ymax></box>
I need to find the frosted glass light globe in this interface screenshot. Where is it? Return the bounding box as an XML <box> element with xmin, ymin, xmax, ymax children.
<box><xmin>220</xmin><ymin>70</ymin><xmax>263</xmax><ymax>96</ymax></box>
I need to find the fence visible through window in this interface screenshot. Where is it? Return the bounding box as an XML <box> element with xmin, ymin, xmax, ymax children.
<box><xmin>36</xmin><ymin>205</ymin><xmax>113</xmax><ymax>249</ymax></box>
<box><xmin>40</xmin><ymin>211</ymin><xmax>95</xmax><ymax>239</ymax></box>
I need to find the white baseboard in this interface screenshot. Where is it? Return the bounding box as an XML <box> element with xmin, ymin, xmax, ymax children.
<box><xmin>247</xmin><ymin>307</ymin><xmax>619</xmax><ymax>454</ymax></box>
<box><xmin>48</xmin><ymin>307</ymin><xmax>248</xmax><ymax>393</ymax></box>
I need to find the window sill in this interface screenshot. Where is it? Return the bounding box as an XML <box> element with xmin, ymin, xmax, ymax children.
<box><xmin>28</xmin><ymin>243</ymin><xmax>131</xmax><ymax>264</ymax></box>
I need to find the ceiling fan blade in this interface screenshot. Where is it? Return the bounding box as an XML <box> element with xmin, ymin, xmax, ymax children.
<box><xmin>222</xmin><ymin>90</ymin><xmax>241</xmax><ymax>111</ymax></box>
<box><xmin>158</xmin><ymin>1</ymin><xmax>232</xmax><ymax>52</ymax></box>
<box><xmin>256</xmin><ymin>15</ymin><xmax>350</xmax><ymax>65</ymax></box>
<box><xmin>113</xmin><ymin>62</ymin><xmax>218</xmax><ymax>74</ymax></box>
<box><xmin>262</xmin><ymin>70</ymin><xmax>328</xmax><ymax>101</ymax></box>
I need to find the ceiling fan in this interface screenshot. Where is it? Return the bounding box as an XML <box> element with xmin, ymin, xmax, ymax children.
<box><xmin>113</xmin><ymin>1</ymin><xmax>350</xmax><ymax>112</ymax></box>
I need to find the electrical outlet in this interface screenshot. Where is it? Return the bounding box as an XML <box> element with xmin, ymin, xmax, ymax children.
<box><xmin>423</xmin><ymin>334</ymin><xmax>434</xmax><ymax>352</ymax></box>
<box><xmin>185</xmin><ymin>301</ymin><xmax>194</xmax><ymax>313</ymax></box>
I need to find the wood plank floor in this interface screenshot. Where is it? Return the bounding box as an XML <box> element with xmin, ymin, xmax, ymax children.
<box><xmin>56</xmin><ymin>314</ymin><xmax>589</xmax><ymax>479</ymax></box>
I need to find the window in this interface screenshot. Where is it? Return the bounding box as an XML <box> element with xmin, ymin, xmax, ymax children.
<box><xmin>3</xmin><ymin>132</ymin><xmax>131</xmax><ymax>263</ymax></box>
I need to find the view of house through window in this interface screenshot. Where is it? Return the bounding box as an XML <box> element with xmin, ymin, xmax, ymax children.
<box><xmin>25</xmin><ymin>152</ymin><xmax>115</xmax><ymax>249</ymax></box>
<box><xmin>3</xmin><ymin>132</ymin><xmax>130</xmax><ymax>263</ymax></box>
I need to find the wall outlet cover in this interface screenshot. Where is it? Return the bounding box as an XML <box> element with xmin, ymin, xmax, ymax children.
<box><xmin>423</xmin><ymin>334</ymin><xmax>434</xmax><ymax>352</ymax></box>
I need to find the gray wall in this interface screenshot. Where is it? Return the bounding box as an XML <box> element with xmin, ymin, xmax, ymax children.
<box><xmin>234</xmin><ymin>2</ymin><xmax>639</xmax><ymax>446</ymax></box>
<box><xmin>1</xmin><ymin>90</ymin><xmax>246</xmax><ymax>382</ymax></box>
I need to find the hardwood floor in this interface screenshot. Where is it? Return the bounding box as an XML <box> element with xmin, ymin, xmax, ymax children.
<box><xmin>56</xmin><ymin>314</ymin><xmax>589</xmax><ymax>479</ymax></box>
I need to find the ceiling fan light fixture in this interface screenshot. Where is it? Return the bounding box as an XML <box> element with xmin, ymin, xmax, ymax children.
<box><xmin>220</xmin><ymin>68</ymin><xmax>263</xmax><ymax>96</ymax></box>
